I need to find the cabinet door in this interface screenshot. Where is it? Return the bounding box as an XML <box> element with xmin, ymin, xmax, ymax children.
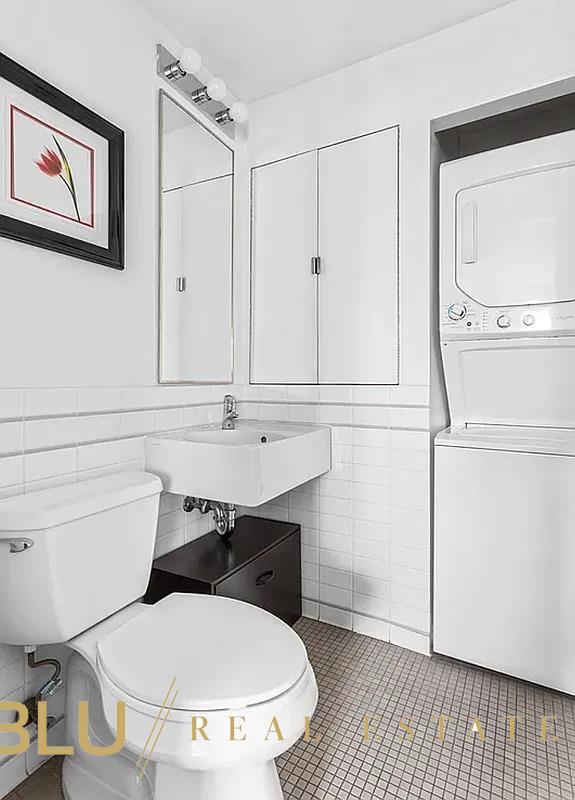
<box><xmin>180</xmin><ymin>176</ymin><xmax>233</xmax><ymax>382</ymax></box>
<box><xmin>160</xmin><ymin>176</ymin><xmax>233</xmax><ymax>382</ymax></box>
<box><xmin>318</xmin><ymin>128</ymin><xmax>399</xmax><ymax>384</ymax></box>
<box><xmin>216</xmin><ymin>534</ymin><xmax>302</xmax><ymax>626</ymax></box>
<box><xmin>251</xmin><ymin>152</ymin><xmax>318</xmax><ymax>383</ymax></box>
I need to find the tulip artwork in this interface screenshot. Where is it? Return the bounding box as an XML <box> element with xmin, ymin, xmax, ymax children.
<box><xmin>1</xmin><ymin>51</ymin><xmax>124</xmax><ymax>268</ymax></box>
<box><xmin>35</xmin><ymin>136</ymin><xmax>81</xmax><ymax>222</ymax></box>
<box><xmin>8</xmin><ymin>104</ymin><xmax>95</xmax><ymax>230</ymax></box>
<box><xmin>35</xmin><ymin>147</ymin><xmax>62</xmax><ymax>177</ymax></box>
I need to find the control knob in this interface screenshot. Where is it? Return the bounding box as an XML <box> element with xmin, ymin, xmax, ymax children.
<box><xmin>447</xmin><ymin>303</ymin><xmax>467</xmax><ymax>321</ymax></box>
<box><xmin>496</xmin><ymin>315</ymin><xmax>511</xmax><ymax>329</ymax></box>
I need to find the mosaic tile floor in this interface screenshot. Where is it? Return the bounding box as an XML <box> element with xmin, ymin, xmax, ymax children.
<box><xmin>6</xmin><ymin>617</ymin><xmax>575</xmax><ymax>799</ymax></box>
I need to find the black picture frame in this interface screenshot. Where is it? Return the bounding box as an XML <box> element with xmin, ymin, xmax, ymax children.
<box><xmin>0</xmin><ymin>52</ymin><xmax>124</xmax><ymax>270</ymax></box>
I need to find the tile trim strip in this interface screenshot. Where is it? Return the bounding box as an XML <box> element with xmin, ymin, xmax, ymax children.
<box><xmin>0</xmin><ymin>400</ymin><xmax>221</xmax><ymax>425</ymax></box>
<box><xmin>306</xmin><ymin>596</ymin><xmax>428</xmax><ymax>637</ymax></box>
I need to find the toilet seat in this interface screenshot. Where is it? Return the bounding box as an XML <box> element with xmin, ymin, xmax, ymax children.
<box><xmin>96</xmin><ymin>593</ymin><xmax>308</xmax><ymax>711</ymax></box>
<box><xmin>69</xmin><ymin>593</ymin><xmax>319</xmax><ymax>787</ymax></box>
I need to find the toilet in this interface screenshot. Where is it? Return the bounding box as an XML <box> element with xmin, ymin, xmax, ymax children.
<box><xmin>0</xmin><ymin>471</ymin><xmax>318</xmax><ymax>800</ymax></box>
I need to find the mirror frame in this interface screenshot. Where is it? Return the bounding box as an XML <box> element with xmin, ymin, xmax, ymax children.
<box><xmin>157</xmin><ymin>89</ymin><xmax>235</xmax><ymax>385</ymax></box>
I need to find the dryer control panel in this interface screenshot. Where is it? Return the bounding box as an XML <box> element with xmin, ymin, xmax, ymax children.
<box><xmin>441</xmin><ymin>299</ymin><xmax>575</xmax><ymax>340</ymax></box>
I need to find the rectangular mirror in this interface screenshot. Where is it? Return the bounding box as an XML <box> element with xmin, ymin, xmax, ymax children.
<box><xmin>159</xmin><ymin>91</ymin><xmax>234</xmax><ymax>383</ymax></box>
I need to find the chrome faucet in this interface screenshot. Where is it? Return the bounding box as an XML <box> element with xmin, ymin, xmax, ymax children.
<box><xmin>222</xmin><ymin>394</ymin><xmax>239</xmax><ymax>430</ymax></box>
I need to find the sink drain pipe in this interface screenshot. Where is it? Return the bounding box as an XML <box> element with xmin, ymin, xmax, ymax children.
<box><xmin>183</xmin><ymin>497</ymin><xmax>236</xmax><ymax>538</ymax></box>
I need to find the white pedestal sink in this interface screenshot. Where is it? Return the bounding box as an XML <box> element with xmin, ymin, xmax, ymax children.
<box><xmin>145</xmin><ymin>421</ymin><xmax>331</xmax><ymax>506</ymax></box>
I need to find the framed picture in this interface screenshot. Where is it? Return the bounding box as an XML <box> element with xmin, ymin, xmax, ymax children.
<box><xmin>0</xmin><ymin>52</ymin><xmax>124</xmax><ymax>269</ymax></box>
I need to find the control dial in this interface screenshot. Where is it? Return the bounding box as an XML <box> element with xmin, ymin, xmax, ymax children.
<box><xmin>497</xmin><ymin>314</ymin><xmax>511</xmax><ymax>329</ymax></box>
<box><xmin>447</xmin><ymin>303</ymin><xmax>467</xmax><ymax>321</ymax></box>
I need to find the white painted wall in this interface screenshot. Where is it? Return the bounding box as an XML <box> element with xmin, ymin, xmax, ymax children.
<box><xmin>240</xmin><ymin>0</ymin><xmax>575</xmax><ymax>646</ymax></box>
<box><xmin>0</xmin><ymin>0</ymin><xmax>178</xmax><ymax>387</ymax></box>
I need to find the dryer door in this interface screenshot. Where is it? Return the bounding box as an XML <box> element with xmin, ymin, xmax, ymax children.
<box><xmin>455</xmin><ymin>162</ymin><xmax>575</xmax><ymax>308</ymax></box>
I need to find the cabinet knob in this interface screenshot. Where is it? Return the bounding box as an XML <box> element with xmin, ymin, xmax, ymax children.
<box><xmin>311</xmin><ymin>256</ymin><xmax>321</xmax><ymax>275</ymax></box>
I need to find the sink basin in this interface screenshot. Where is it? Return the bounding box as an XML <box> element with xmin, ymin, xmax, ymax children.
<box><xmin>145</xmin><ymin>420</ymin><xmax>331</xmax><ymax>506</ymax></box>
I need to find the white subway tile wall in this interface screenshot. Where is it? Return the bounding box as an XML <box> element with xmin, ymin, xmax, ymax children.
<box><xmin>238</xmin><ymin>384</ymin><xmax>431</xmax><ymax>655</ymax></box>
<box><xmin>0</xmin><ymin>381</ymin><xmax>432</xmax><ymax>794</ymax></box>
<box><xmin>0</xmin><ymin>384</ymin><xmax>237</xmax><ymax>794</ymax></box>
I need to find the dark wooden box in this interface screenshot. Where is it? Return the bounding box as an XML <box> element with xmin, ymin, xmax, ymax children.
<box><xmin>144</xmin><ymin>515</ymin><xmax>302</xmax><ymax>627</ymax></box>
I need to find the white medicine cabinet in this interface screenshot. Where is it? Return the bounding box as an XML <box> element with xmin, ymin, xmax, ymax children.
<box><xmin>250</xmin><ymin>126</ymin><xmax>399</xmax><ymax>385</ymax></box>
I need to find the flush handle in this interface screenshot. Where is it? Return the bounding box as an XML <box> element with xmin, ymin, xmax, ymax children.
<box><xmin>0</xmin><ymin>538</ymin><xmax>34</xmax><ymax>553</ymax></box>
<box><xmin>255</xmin><ymin>569</ymin><xmax>275</xmax><ymax>586</ymax></box>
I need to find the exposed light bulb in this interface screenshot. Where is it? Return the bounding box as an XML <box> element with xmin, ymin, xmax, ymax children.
<box><xmin>179</xmin><ymin>47</ymin><xmax>202</xmax><ymax>75</ymax></box>
<box><xmin>230</xmin><ymin>102</ymin><xmax>248</xmax><ymax>124</ymax></box>
<box><xmin>207</xmin><ymin>77</ymin><xmax>227</xmax><ymax>102</ymax></box>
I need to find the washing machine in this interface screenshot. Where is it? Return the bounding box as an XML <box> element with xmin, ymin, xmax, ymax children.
<box><xmin>435</xmin><ymin>130</ymin><xmax>575</xmax><ymax>694</ymax></box>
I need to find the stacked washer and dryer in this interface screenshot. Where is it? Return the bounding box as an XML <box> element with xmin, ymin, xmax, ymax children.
<box><xmin>434</xmin><ymin>130</ymin><xmax>575</xmax><ymax>694</ymax></box>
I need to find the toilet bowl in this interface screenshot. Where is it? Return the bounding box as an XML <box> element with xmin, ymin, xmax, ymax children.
<box><xmin>65</xmin><ymin>593</ymin><xmax>317</xmax><ymax>800</ymax></box>
<box><xmin>0</xmin><ymin>472</ymin><xmax>317</xmax><ymax>800</ymax></box>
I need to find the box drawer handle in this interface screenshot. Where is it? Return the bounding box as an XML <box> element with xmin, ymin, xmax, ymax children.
<box><xmin>255</xmin><ymin>569</ymin><xmax>275</xmax><ymax>586</ymax></box>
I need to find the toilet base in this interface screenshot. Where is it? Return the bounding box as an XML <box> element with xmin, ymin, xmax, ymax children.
<box><xmin>155</xmin><ymin>761</ymin><xmax>283</xmax><ymax>800</ymax></box>
<box><xmin>62</xmin><ymin>644</ymin><xmax>311</xmax><ymax>800</ymax></box>
<box><xmin>62</xmin><ymin>755</ymin><xmax>283</xmax><ymax>800</ymax></box>
<box><xmin>62</xmin><ymin>754</ymin><xmax>154</xmax><ymax>800</ymax></box>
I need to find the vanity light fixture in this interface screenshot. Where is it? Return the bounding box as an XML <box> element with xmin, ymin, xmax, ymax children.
<box><xmin>215</xmin><ymin>101</ymin><xmax>249</xmax><ymax>126</ymax></box>
<box><xmin>162</xmin><ymin>47</ymin><xmax>202</xmax><ymax>81</ymax></box>
<box><xmin>191</xmin><ymin>76</ymin><xmax>227</xmax><ymax>104</ymax></box>
<box><xmin>158</xmin><ymin>43</ymin><xmax>248</xmax><ymax>132</ymax></box>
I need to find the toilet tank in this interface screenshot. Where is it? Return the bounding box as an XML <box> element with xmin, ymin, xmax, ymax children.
<box><xmin>0</xmin><ymin>471</ymin><xmax>162</xmax><ymax>646</ymax></box>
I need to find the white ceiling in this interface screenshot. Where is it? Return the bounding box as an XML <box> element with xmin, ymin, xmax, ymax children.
<box><xmin>143</xmin><ymin>0</ymin><xmax>518</xmax><ymax>102</ymax></box>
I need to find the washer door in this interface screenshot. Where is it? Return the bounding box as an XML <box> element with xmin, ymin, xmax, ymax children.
<box><xmin>434</xmin><ymin>443</ymin><xmax>575</xmax><ymax>694</ymax></box>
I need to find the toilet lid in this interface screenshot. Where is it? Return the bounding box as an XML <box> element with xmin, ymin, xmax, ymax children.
<box><xmin>96</xmin><ymin>594</ymin><xmax>308</xmax><ymax>711</ymax></box>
